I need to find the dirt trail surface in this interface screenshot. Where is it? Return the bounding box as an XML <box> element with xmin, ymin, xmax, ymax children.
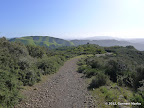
<box><xmin>15</xmin><ymin>57</ymin><xmax>96</xmax><ymax>108</ymax></box>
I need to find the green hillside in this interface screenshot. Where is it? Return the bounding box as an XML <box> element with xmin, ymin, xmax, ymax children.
<box><xmin>9</xmin><ymin>36</ymin><xmax>74</xmax><ymax>48</ymax></box>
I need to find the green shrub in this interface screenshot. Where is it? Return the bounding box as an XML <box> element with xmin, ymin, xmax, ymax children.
<box><xmin>88</xmin><ymin>59</ymin><xmax>101</xmax><ymax>69</ymax></box>
<box><xmin>26</xmin><ymin>45</ymin><xmax>45</xmax><ymax>58</ymax></box>
<box><xmin>0</xmin><ymin>69</ymin><xmax>21</xmax><ymax>108</ymax></box>
<box><xmin>85</xmin><ymin>68</ymin><xmax>98</xmax><ymax>78</ymax></box>
<box><xmin>0</xmin><ymin>37</ymin><xmax>73</xmax><ymax>107</ymax></box>
<box><xmin>105</xmin><ymin>91</ymin><xmax>117</xmax><ymax>102</ymax></box>
<box><xmin>37</xmin><ymin>56</ymin><xmax>65</xmax><ymax>75</ymax></box>
<box><xmin>18</xmin><ymin>57</ymin><xmax>30</xmax><ymax>70</ymax></box>
<box><xmin>105</xmin><ymin>59</ymin><xmax>127</xmax><ymax>82</ymax></box>
<box><xmin>22</xmin><ymin>68</ymin><xmax>41</xmax><ymax>86</ymax></box>
<box><xmin>77</xmin><ymin>58</ymin><xmax>86</xmax><ymax>66</ymax></box>
<box><xmin>89</xmin><ymin>73</ymin><xmax>108</xmax><ymax>88</ymax></box>
<box><xmin>133</xmin><ymin>67</ymin><xmax>144</xmax><ymax>89</ymax></box>
<box><xmin>100</xmin><ymin>87</ymin><xmax>108</xmax><ymax>94</ymax></box>
<box><xmin>78</xmin><ymin>65</ymin><xmax>87</xmax><ymax>73</ymax></box>
<box><xmin>117</xmin><ymin>76</ymin><xmax>123</xmax><ymax>86</ymax></box>
<box><xmin>130</xmin><ymin>93</ymin><xmax>144</xmax><ymax>108</ymax></box>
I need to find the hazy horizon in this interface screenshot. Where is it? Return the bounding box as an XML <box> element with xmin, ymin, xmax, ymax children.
<box><xmin>0</xmin><ymin>0</ymin><xmax>144</xmax><ymax>39</ymax></box>
<box><xmin>4</xmin><ymin>35</ymin><xmax>144</xmax><ymax>40</ymax></box>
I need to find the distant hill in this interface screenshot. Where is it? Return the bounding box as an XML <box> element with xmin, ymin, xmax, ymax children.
<box><xmin>126</xmin><ymin>38</ymin><xmax>144</xmax><ymax>44</ymax></box>
<box><xmin>8</xmin><ymin>36</ymin><xmax>144</xmax><ymax>51</ymax></box>
<box><xmin>9</xmin><ymin>36</ymin><xmax>74</xmax><ymax>48</ymax></box>
<box><xmin>83</xmin><ymin>36</ymin><xmax>115</xmax><ymax>40</ymax></box>
<box><xmin>71</xmin><ymin>39</ymin><xmax>144</xmax><ymax>51</ymax></box>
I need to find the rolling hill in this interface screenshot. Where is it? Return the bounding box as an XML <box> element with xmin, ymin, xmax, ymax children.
<box><xmin>9</xmin><ymin>36</ymin><xmax>144</xmax><ymax>51</ymax></box>
<box><xmin>71</xmin><ymin>39</ymin><xmax>144</xmax><ymax>51</ymax></box>
<box><xmin>9</xmin><ymin>36</ymin><xmax>74</xmax><ymax>48</ymax></box>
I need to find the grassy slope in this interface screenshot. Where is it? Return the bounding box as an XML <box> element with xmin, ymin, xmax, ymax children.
<box><xmin>9</xmin><ymin>36</ymin><xmax>74</xmax><ymax>48</ymax></box>
<box><xmin>86</xmin><ymin>77</ymin><xmax>133</xmax><ymax>108</ymax></box>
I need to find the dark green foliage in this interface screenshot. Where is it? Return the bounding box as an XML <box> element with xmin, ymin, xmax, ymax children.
<box><xmin>26</xmin><ymin>45</ymin><xmax>46</xmax><ymax>58</ymax></box>
<box><xmin>23</xmin><ymin>68</ymin><xmax>41</xmax><ymax>86</ymax></box>
<box><xmin>138</xmin><ymin>80</ymin><xmax>144</xmax><ymax>93</ymax></box>
<box><xmin>78</xmin><ymin>65</ymin><xmax>98</xmax><ymax>77</ymax></box>
<box><xmin>89</xmin><ymin>73</ymin><xmax>108</xmax><ymax>88</ymax></box>
<box><xmin>2</xmin><ymin>36</ymin><xmax>144</xmax><ymax>107</ymax></box>
<box><xmin>105</xmin><ymin>46</ymin><xmax>144</xmax><ymax>65</ymax></box>
<box><xmin>37</xmin><ymin>57</ymin><xmax>57</xmax><ymax>75</ymax></box>
<box><xmin>0</xmin><ymin>37</ymin><xmax>106</xmax><ymax>107</ymax></box>
<box><xmin>18</xmin><ymin>57</ymin><xmax>30</xmax><ymax>70</ymax></box>
<box><xmin>78</xmin><ymin>65</ymin><xmax>87</xmax><ymax>73</ymax></box>
<box><xmin>0</xmin><ymin>37</ymin><xmax>67</xmax><ymax>107</ymax></box>
<box><xmin>86</xmin><ymin>58</ymin><xmax>101</xmax><ymax>69</ymax></box>
<box><xmin>37</xmin><ymin>55</ymin><xmax>66</xmax><ymax>75</ymax></box>
<box><xmin>133</xmin><ymin>67</ymin><xmax>144</xmax><ymax>89</ymax></box>
<box><xmin>105</xmin><ymin>60</ymin><xmax>127</xmax><ymax>82</ymax></box>
<box><xmin>84</xmin><ymin>68</ymin><xmax>98</xmax><ymax>78</ymax></box>
<box><xmin>126</xmin><ymin>45</ymin><xmax>135</xmax><ymax>49</ymax></box>
<box><xmin>78</xmin><ymin>45</ymin><xmax>144</xmax><ymax>104</ymax></box>
<box><xmin>0</xmin><ymin>69</ymin><xmax>21</xmax><ymax>108</ymax></box>
<box><xmin>78</xmin><ymin>56</ymin><xmax>108</xmax><ymax>88</ymax></box>
<box><xmin>104</xmin><ymin>46</ymin><xmax>144</xmax><ymax>90</ymax></box>
<box><xmin>130</xmin><ymin>93</ymin><xmax>144</xmax><ymax>108</ymax></box>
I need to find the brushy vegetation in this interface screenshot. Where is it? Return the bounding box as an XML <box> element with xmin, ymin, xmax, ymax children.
<box><xmin>0</xmin><ymin>37</ymin><xmax>105</xmax><ymax>107</ymax></box>
<box><xmin>54</xmin><ymin>44</ymin><xmax>105</xmax><ymax>57</ymax></box>
<box><xmin>0</xmin><ymin>37</ymin><xmax>67</xmax><ymax>107</ymax></box>
<box><xmin>1</xmin><ymin>36</ymin><xmax>144</xmax><ymax>107</ymax></box>
<box><xmin>78</xmin><ymin>46</ymin><xmax>144</xmax><ymax>107</ymax></box>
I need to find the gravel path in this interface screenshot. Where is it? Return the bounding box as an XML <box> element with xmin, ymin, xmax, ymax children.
<box><xmin>15</xmin><ymin>57</ymin><xmax>96</xmax><ymax>108</ymax></box>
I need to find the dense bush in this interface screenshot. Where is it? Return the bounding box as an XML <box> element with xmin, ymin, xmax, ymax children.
<box><xmin>78</xmin><ymin>46</ymin><xmax>144</xmax><ymax>105</ymax></box>
<box><xmin>105</xmin><ymin>59</ymin><xmax>127</xmax><ymax>82</ymax></box>
<box><xmin>0</xmin><ymin>37</ymin><xmax>67</xmax><ymax>107</ymax></box>
<box><xmin>0</xmin><ymin>69</ymin><xmax>21</xmax><ymax>108</ymax></box>
<box><xmin>130</xmin><ymin>93</ymin><xmax>144</xmax><ymax>108</ymax></box>
<box><xmin>133</xmin><ymin>67</ymin><xmax>144</xmax><ymax>89</ymax></box>
<box><xmin>87</xmin><ymin>59</ymin><xmax>101</xmax><ymax>69</ymax></box>
<box><xmin>37</xmin><ymin>55</ymin><xmax>65</xmax><ymax>75</ymax></box>
<box><xmin>78</xmin><ymin>65</ymin><xmax>87</xmax><ymax>73</ymax></box>
<box><xmin>89</xmin><ymin>73</ymin><xmax>108</xmax><ymax>88</ymax></box>
<box><xmin>84</xmin><ymin>68</ymin><xmax>99</xmax><ymax>78</ymax></box>
<box><xmin>26</xmin><ymin>45</ymin><xmax>46</xmax><ymax>58</ymax></box>
<box><xmin>22</xmin><ymin>68</ymin><xmax>41</xmax><ymax>86</ymax></box>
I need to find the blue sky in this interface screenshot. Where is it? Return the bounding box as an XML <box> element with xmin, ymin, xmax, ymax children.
<box><xmin>0</xmin><ymin>0</ymin><xmax>144</xmax><ymax>39</ymax></box>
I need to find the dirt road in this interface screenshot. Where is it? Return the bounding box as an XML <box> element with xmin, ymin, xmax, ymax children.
<box><xmin>15</xmin><ymin>57</ymin><xmax>96</xmax><ymax>108</ymax></box>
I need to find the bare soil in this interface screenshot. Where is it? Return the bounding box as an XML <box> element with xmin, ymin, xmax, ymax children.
<box><xmin>15</xmin><ymin>57</ymin><xmax>96</xmax><ymax>108</ymax></box>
